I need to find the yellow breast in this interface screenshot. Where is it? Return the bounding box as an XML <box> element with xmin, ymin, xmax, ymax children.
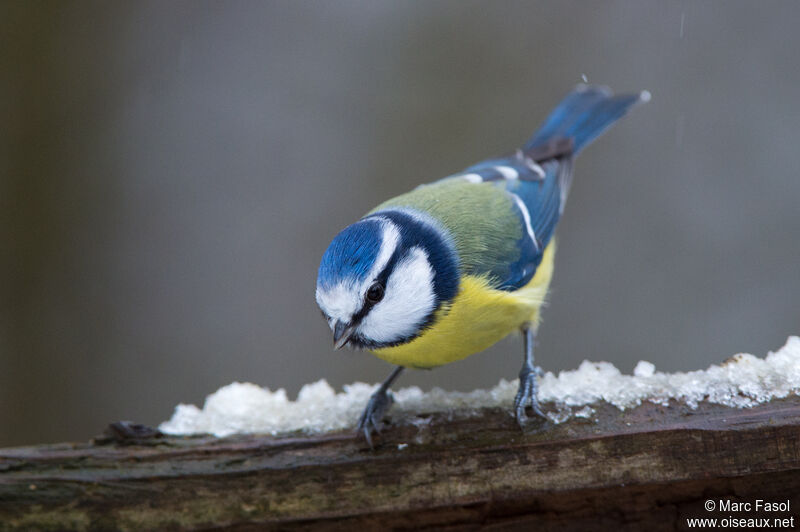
<box><xmin>370</xmin><ymin>241</ymin><xmax>556</xmax><ymax>368</ymax></box>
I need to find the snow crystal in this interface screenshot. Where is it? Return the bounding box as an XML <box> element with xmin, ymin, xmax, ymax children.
<box><xmin>573</xmin><ymin>406</ymin><xmax>595</xmax><ymax>419</ymax></box>
<box><xmin>159</xmin><ymin>336</ymin><xmax>800</xmax><ymax>437</ymax></box>
<box><xmin>633</xmin><ymin>360</ymin><xmax>655</xmax><ymax>378</ymax></box>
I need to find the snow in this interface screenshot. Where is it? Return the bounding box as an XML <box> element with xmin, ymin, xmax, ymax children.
<box><xmin>159</xmin><ymin>336</ymin><xmax>800</xmax><ymax>438</ymax></box>
<box><xmin>633</xmin><ymin>360</ymin><xmax>656</xmax><ymax>377</ymax></box>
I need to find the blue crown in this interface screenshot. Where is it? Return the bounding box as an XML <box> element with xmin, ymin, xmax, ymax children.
<box><xmin>317</xmin><ymin>219</ymin><xmax>384</xmax><ymax>289</ymax></box>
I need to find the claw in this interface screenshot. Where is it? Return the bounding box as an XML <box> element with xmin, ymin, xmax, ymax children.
<box><xmin>357</xmin><ymin>388</ymin><xmax>394</xmax><ymax>449</ymax></box>
<box><xmin>514</xmin><ymin>365</ymin><xmax>547</xmax><ymax>426</ymax></box>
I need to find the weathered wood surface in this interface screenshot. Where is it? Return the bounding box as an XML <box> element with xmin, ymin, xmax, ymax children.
<box><xmin>2</xmin><ymin>396</ymin><xmax>800</xmax><ymax>531</ymax></box>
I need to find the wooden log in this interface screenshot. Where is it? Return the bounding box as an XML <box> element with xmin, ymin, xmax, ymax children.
<box><xmin>1</xmin><ymin>396</ymin><xmax>800</xmax><ymax>531</ymax></box>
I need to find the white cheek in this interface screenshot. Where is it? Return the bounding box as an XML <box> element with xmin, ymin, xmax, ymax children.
<box><xmin>358</xmin><ymin>247</ymin><xmax>435</xmax><ymax>344</ymax></box>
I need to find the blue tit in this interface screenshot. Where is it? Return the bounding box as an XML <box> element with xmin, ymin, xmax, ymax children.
<box><xmin>316</xmin><ymin>85</ymin><xmax>648</xmax><ymax>446</ymax></box>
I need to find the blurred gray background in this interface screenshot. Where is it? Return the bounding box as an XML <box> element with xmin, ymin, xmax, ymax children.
<box><xmin>2</xmin><ymin>1</ymin><xmax>798</xmax><ymax>447</ymax></box>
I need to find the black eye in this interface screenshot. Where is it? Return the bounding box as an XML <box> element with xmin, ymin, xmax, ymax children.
<box><xmin>366</xmin><ymin>283</ymin><xmax>384</xmax><ymax>303</ymax></box>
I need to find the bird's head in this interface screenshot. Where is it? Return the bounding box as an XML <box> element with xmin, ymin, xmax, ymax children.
<box><xmin>315</xmin><ymin>210</ymin><xmax>459</xmax><ymax>350</ymax></box>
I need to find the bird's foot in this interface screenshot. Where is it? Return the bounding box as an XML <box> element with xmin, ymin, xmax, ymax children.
<box><xmin>514</xmin><ymin>365</ymin><xmax>547</xmax><ymax>427</ymax></box>
<box><xmin>357</xmin><ymin>386</ymin><xmax>394</xmax><ymax>449</ymax></box>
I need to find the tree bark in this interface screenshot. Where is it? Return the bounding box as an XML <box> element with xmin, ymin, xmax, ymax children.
<box><xmin>2</xmin><ymin>396</ymin><xmax>800</xmax><ymax>531</ymax></box>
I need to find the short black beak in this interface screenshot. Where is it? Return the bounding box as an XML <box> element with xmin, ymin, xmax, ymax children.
<box><xmin>333</xmin><ymin>321</ymin><xmax>356</xmax><ymax>350</ymax></box>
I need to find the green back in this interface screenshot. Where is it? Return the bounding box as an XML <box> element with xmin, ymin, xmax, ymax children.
<box><xmin>370</xmin><ymin>178</ymin><xmax>521</xmax><ymax>286</ymax></box>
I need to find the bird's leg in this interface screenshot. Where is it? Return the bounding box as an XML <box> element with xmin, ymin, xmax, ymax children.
<box><xmin>357</xmin><ymin>365</ymin><xmax>404</xmax><ymax>448</ymax></box>
<box><xmin>514</xmin><ymin>326</ymin><xmax>547</xmax><ymax>426</ymax></box>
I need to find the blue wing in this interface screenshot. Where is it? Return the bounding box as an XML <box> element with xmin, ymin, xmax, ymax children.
<box><xmin>449</xmin><ymin>85</ymin><xmax>645</xmax><ymax>291</ymax></box>
<box><xmin>458</xmin><ymin>152</ymin><xmax>570</xmax><ymax>290</ymax></box>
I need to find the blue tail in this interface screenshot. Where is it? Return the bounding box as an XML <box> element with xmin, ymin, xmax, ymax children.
<box><xmin>525</xmin><ymin>85</ymin><xmax>649</xmax><ymax>155</ymax></box>
<box><xmin>448</xmin><ymin>85</ymin><xmax>646</xmax><ymax>292</ymax></box>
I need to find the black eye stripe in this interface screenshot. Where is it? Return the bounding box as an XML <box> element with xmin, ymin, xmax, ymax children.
<box><xmin>349</xmin><ymin>246</ymin><xmax>401</xmax><ymax>325</ymax></box>
<box><xmin>376</xmin><ymin>246</ymin><xmax>402</xmax><ymax>285</ymax></box>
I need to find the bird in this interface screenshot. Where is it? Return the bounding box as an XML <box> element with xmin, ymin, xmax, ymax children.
<box><xmin>315</xmin><ymin>85</ymin><xmax>648</xmax><ymax>447</ymax></box>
